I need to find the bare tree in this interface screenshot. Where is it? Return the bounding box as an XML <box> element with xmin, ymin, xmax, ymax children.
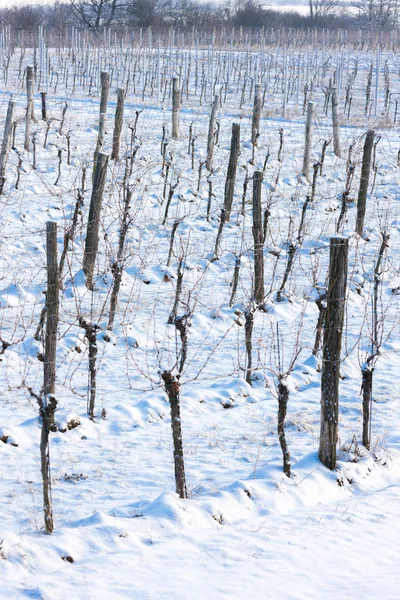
<box><xmin>309</xmin><ymin>0</ymin><xmax>338</xmax><ymax>22</ymax></box>
<box><xmin>70</xmin><ymin>0</ymin><xmax>120</xmax><ymax>30</ymax></box>
<box><xmin>352</xmin><ymin>0</ymin><xmax>398</xmax><ymax>28</ymax></box>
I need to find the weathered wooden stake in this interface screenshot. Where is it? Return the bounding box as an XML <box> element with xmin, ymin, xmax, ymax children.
<box><xmin>83</xmin><ymin>152</ymin><xmax>109</xmax><ymax>290</ymax></box>
<box><xmin>331</xmin><ymin>87</ymin><xmax>341</xmax><ymax>157</ymax></box>
<box><xmin>27</xmin><ymin>65</ymin><xmax>35</xmax><ymax>120</ymax></box>
<box><xmin>44</xmin><ymin>221</ymin><xmax>59</xmax><ymax>405</ymax></box>
<box><xmin>111</xmin><ymin>88</ymin><xmax>125</xmax><ymax>161</ymax></box>
<box><xmin>0</xmin><ymin>100</ymin><xmax>15</xmax><ymax>195</ymax></box>
<box><xmin>206</xmin><ymin>94</ymin><xmax>219</xmax><ymax>172</ymax></box>
<box><xmin>100</xmin><ymin>71</ymin><xmax>110</xmax><ymax>117</ymax></box>
<box><xmin>224</xmin><ymin>123</ymin><xmax>240</xmax><ymax>221</ymax></box>
<box><xmin>319</xmin><ymin>236</ymin><xmax>348</xmax><ymax>470</ymax></box>
<box><xmin>41</xmin><ymin>91</ymin><xmax>47</xmax><ymax>121</ymax></box>
<box><xmin>94</xmin><ymin>112</ymin><xmax>106</xmax><ymax>174</ymax></box>
<box><xmin>302</xmin><ymin>101</ymin><xmax>314</xmax><ymax>181</ymax></box>
<box><xmin>172</xmin><ymin>77</ymin><xmax>180</xmax><ymax>139</ymax></box>
<box><xmin>251</xmin><ymin>83</ymin><xmax>262</xmax><ymax>147</ymax></box>
<box><xmin>356</xmin><ymin>130</ymin><xmax>374</xmax><ymax>237</ymax></box>
<box><xmin>24</xmin><ymin>66</ymin><xmax>34</xmax><ymax>151</ymax></box>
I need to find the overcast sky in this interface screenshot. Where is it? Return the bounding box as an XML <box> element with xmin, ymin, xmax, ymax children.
<box><xmin>0</xmin><ymin>0</ymin><xmax>312</xmax><ymax>10</ymax></box>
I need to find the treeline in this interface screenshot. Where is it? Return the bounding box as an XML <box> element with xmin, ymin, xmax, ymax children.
<box><xmin>0</xmin><ymin>0</ymin><xmax>398</xmax><ymax>35</ymax></box>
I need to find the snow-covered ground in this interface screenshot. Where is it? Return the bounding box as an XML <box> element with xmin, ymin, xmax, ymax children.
<box><xmin>1</xmin><ymin>44</ymin><xmax>400</xmax><ymax>598</ymax></box>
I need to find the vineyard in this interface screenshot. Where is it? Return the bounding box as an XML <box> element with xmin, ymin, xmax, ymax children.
<box><xmin>1</xmin><ymin>27</ymin><xmax>400</xmax><ymax>598</ymax></box>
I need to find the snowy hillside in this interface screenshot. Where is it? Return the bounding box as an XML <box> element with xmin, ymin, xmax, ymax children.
<box><xmin>1</xmin><ymin>37</ymin><xmax>400</xmax><ymax>598</ymax></box>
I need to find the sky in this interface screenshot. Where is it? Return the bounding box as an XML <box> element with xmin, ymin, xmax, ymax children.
<box><xmin>0</xmin><ymin>0</ymin><xmax>315</xmax><ymax>14</ymax></box>
<box><xmin>0</xmin><ymin>0</ymin><xmax>310</xmax><ymax>9</ymax></box>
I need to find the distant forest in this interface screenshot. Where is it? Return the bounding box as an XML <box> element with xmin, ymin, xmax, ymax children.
<box><xmin>0</xmin><ymin>0</ymin><xmax>398</xmax><ymax>34</ymax></box>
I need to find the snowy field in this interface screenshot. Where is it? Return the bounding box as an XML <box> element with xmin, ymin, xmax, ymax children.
<box><xmin>1</xmin><ymin>41</ymin><xmax>400</xmax><ymax>598</ymax></box>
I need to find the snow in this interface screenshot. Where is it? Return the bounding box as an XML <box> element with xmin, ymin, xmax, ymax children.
<box><xmin>1</xmin><ymin>41</ymin><xmax>400</xmax><ymax>598</ymax></box>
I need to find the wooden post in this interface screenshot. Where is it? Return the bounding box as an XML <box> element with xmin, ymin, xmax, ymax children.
<box><xmin>161</xmin><ymin>371</ymin><xmax>188</xmax><ymax>499</ymax></box>
<box><xmin>206</xmin><ymin>94</ymin><xmax>219</xmax><ymax>172</ymax></box>
<box><xmin>172</xmin><ymin>77</ymin><xmax>180</xmax><ymax>139</ymax></box>
<box><xmin>111</xmin><ymin>88</ymin><xmax>125</xmax><ymax>161</ymax></box>
<box><xmin>251</xmin><ymin>83</ymin><xmax>262</xmax><ymax>147</ymax></box>
<box><xmin>0</xmin><ymin>100</ymin><xmax>15</xmax><ymax>195</ymax></box>
<box><xmin>41</xmin><ymin>91</ymin><xmax>47</xmax><ymax>121</ymax></box>
<box><xmin>331</xmin><ymin>87</ymin><xmax>341</xmax><ymax>157</ymax></box>
<box><xmin>252</xmin><ymin>171</ymin><xmax>264</xmax><ymax>304</ymax></box>
<box><xmin>27</xmin><ymin>65</ymin><xmax>35</xmax><ymax>120</ymax></box>
<box><xmin>100</xmin><ymin>71</ymin><xmax>110</xmax><ymax>116</ymax></box>
<box><xmin>25</xmin><ymin>66</ymin><xmax>34</xmax><ymax>151</ymax></box>
<box><xmin>224</xmin><ymin>123</ymin><xmax>240</xmax><ymax>221</ymax></box>
<box><xmin>302</xmin><ymin>100</ymin><xmax>314</xmax><ymax>181</ymax></box>
<box><xmin>44</xmin><ymin>221</ymin><xmax>59</xmax><ymax>403</ymax></box>
<box><xmin>356</xmin><ymin>130</ymin><xmax>374</xmax><ymax>237</ymax></box>
<box><xmin>319</xmin><ymin>236</ymin><xmax>348</xmax><ymax>470</ymax></box>
<box><xmin>94</xmin><ymin>112</ymin><xmax>106</xmax><ymax>172</ymax></box>
<box><xmin>83</xmin><ymin>152</ymin><xmax>108</xmax><ymax>290</ymax></box>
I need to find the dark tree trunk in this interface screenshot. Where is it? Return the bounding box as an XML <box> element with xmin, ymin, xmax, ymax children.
<box><xmin>41</xmin><ymin>92</ymin><xmax>47</xmax><ymax>121</ymax></box>
<box><xmin>59</xmin><ymin>187</ymin><xmax>84</xmax><ymax>281</ymax></box>
<box><xmin>252</xmin><ymin>171</ymin><xmax>264</xmax><ymax>304</ymax></box>
<box><xmin>213</xmin><ymin>208</ymin><xmax>227</xmax><ymax>260</ymax></box>
<box><xmin>278</xmin><ymin>380</ymin><xmax>291</xmax><ymax>477</ymax></box>
<box><xmin>40</xmin><ymin>221</ymin><xmax>59</xmax><ymax>534</ymax></box>
<box><xmin>107</xmin><ymin>185</ymin><xmax>133</xmax><ymax>332</ymax></box>
<box><xmin>312</xmin><ymin>295</ymin><xmax>327</xmax><ymax>356</ymax></box>
<box><xmin>40</xmin><ymin>394</ymin><xmax>57</xmax><ymax>533</ymax></box>
<box><xmin>79</xmin><ymin>317</ymin><xmax>98</xmax><ymax>420</ymax></box>
<box><xmin>362</xmin><ymin>367</ymin><xmax>373</xmax><ymax>450</ymax></box>
<box><xmin>245</xmin><ymin>307</ymin><xmax>254</xmax><ymax>386</ymax></box>
<box><xmin>168</xmin><ymin>260</ymin><xmax>183</xmax><ymax>325</ymax></box>
<box><xmin>229</xmin><ymin>256</ymin><xmax>241</xmax><ymax>307</ymax></box>
<box><xmin>161</xmin><ymin>371</ymin><xmax>187</xmax><ymax>499</ymax></box>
